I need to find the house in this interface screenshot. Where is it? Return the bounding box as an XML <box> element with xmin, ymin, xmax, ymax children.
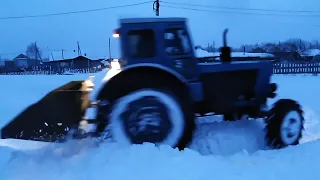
<box><xmin>301</xmin><ymin>49</ymin><xmax>320</xmax><ymax>61</ymax></box>
<box><xmin>44</xmin><ymin>56</ymin><xmax>92</xmax><ymax>70</ymax></box>
<box><xmin>313</xmin><ymin>55</ymin><xmax>320</xmax><ymax>61</ymax></box>
<box><xmin>0</xmin><ymin>60</ymin><xmax>19</xmax><ymax>73</ymax></box>
<box><xmin>0</xmin><ymin>61</ymin><xmax>4</xmax><ymax>73</ymax></box>
<box><xmin>4</xmin><ymin>60</ymin><xmax>15</xmax><ymax>68</ymax></box>
<box><xmin>44</xmin><ymin>50</ymin><xmax>105</xmax><ymax>70</ymax></box>
<box><xmin>90</xmin><ymin>58</ymin><xmax>105</xmax><ymax>68</ymax></box>
<box><xmin>13</xmin><ymin>53</ymin><xmax>39</xmax><ymax>67</ymax></box>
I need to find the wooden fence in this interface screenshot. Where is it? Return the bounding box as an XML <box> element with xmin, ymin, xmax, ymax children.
<box><xmin>273</xmin><ymin>61</ymin><xmax>320</xmax><ymax>74</ymax></box>
<box><xmin>2</xmin><ymin>61</ymin><xmax>320</xmax><ymax>75</ymax></box>
<box><xmin>0</xmin><ymin>68</ymin><xmax>102</xmax><ymax>75</ymax></box>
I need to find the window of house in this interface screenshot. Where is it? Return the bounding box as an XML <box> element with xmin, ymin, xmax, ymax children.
<box><xmin>164</xmin><ymin>28</ymin><xmax>192</xmax><ymax>56</ymax></box>
<box><xmin>127</xmin><ymin>29</ymin><xmax>156</xmax><ymax>58</ymax></box>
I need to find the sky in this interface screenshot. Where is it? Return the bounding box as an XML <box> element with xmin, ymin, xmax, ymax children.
<box><xmin>0</xmin><ymin>0</ymin><xmax>320</xmax><ymax>59</ymax></box>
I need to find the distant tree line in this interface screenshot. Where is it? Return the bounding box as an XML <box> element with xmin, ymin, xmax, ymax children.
<box><xmin>197</xmin><ymin>39</ymin><xmax>320</xmax><ymax>55</ymax></box>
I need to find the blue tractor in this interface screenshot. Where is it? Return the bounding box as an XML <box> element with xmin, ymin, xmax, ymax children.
<box><xmin>1</xmin><ymin>17</ymin><xmax>305</xmax><ymax>150</ymax></box>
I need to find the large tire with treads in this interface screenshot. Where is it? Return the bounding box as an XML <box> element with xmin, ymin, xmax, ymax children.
<box><xmin>265</xmin><ymin>99</ymin><xmax>304</xmax><ymax>149</ymax></box>
<box><xmin>96</xmin><ymin>78</ymin><xmax>195</xmax><ymax>150</ymax></box>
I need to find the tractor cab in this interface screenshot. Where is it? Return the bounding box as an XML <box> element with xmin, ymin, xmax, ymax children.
<box><xmin>111</xmin><ymin>17</ymin><xmax>199</xmax><ymax>80</ymax></box>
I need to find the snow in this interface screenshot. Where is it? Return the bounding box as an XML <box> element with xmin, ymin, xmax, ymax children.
<box><xmin>0</xmin><ymin>71</ymin><xmax>320</xmax><ymax>179</ymax></box>
<box><xmin>195</xmin><ymin>49</ymin><xmax>215</xmax><ymax>58</ymax></box>
<box><xmin>303</xmin><ymin>49</ymin><xmax>320</xmax><ymax>57</ymax></box>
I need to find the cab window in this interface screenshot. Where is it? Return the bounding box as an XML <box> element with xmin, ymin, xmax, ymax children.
<box><xmin>127</xmin><ymin>29</ymin><xmax>156</xmax><ymax>58</ymax></box>
<box><xmin>164</xmin><ymin>28</ymin><xmax>192</xmax><ymax>55</ymax></box>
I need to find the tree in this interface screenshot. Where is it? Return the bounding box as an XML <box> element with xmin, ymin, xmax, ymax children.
<box><xmin>26</xmin><ymin>42</ymin><xmax>42</xmax><ymax>60</ymax></box>
<box><xmin>282</xmin><ymin>38</ymin><xmax>308</xmax><ymax>55</ymax></box>
<box><xmin>202</xmin><ymin>42</ymin><xmax>215</xmax><ymax>52</ymax></box>
<box><xmin>260</xmin><ymin>43</ymin><xmax>279</xmax><ymax>53</ymax></box>
<box><xmin>239</xmin><ymin>44</ymin><xmax>254</xmax><ymax>52</ymax></box>
<box><xmin>310</xmin><ymin>40</ymin><xmax>320</xmax><ymax>49</ymax></box>
<box><xmin>251</xmin><ymin>47</ymin><xmax>266</xmax><ymax>53</ymax></box>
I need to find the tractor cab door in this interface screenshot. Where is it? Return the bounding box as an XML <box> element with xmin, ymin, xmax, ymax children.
<box><xmin>163</xmin><ymin>24</ymin><xmax>199</xmax><ymax>81</ymax></box>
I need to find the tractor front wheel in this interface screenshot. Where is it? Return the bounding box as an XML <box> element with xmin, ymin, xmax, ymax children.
<box><xmin>105</xmin><ymin>88</ymin><xmax>195</xmax><ymax>150</ymax></box>
<box><xmin>265</xmin><ymin>99</ymin><xmax>304</xmax><ymax>149</ymax></box>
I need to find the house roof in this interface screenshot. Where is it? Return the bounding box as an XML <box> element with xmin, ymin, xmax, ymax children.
<box><xmin>14</xmin><ymin>53</ymin><xmax>28</xmax><ymax>59</ymax></box>
<box><xmin>47</xmin><ymin>55</ymin><xmax>91</xmax><ymax>63</ymax></box>
<box><xmin>303</xmin><ymin>49</ymin><xmax>320</xmax><ymax>57</ymax></box>
<box><xmin>49</xmin><ymin>50</ymin><xmax>77</xmax><ymax>61</ymax></box>
<box><xmin>48</xmin><ymin>50</ymin><xmax>101</xmax><ymax>61</ymax></box>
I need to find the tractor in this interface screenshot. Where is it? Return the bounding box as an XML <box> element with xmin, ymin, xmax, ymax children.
<box><xmin>1</xmin><ymin>17</ymin><xmax>304</xmax><ymax>151</ymax></box>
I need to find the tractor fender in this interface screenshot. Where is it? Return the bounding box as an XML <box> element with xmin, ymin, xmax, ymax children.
<box><xmin>93</xmin><ymin>63</ymin><xmax>189</xmax><ymax>101</ymax></box>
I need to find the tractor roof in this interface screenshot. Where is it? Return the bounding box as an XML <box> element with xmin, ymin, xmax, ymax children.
<box><xmin>119</xmin><ymin>17</ymin><xmax>187</xmax><ymax>24</ymax></box>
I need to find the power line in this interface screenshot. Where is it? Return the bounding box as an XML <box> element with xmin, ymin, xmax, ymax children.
<box><xmin>0</xmin><ymin>1</ymin><xmax>153</xmax><ymax>20</ymax></box>
<box><xmin>160</xmin><ymin>1</ymin><xmax>320</xmax><ymax>14</ymax></box>
<box><xmin>161</xmin><ymin>4</ymin><xmax>320</xmax><ymax>17</ymax></box>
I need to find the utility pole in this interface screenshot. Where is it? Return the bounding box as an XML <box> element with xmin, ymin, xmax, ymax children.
<box><xmin>62</xmin><ymin>49</ymin><xmax>65</xmax><ymax>59</ymax></box>
<box><xmin>34</xmin><ymin>41</ymin><xmax>38</xmax><ymax>60</ymax></box>
<box><xmin>77</xmin><ymin>41</ymin><xmax>82</xmax><ymax>56</ymax></box>
<box><xmin>51</xmin><ymin>52</ymin><xmax>55</xmax><ymax>61</ymax></box>
<box><xmin>153</xmin><ymin>0</ymin><xmax>159</xmax><ymax>16</ymax></box>
<box><xmin>109</xmin><ymin>38</ymin><xmax>112</xmax><ymax>59</ymax></box>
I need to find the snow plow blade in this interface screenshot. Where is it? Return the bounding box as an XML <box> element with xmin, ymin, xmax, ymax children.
<box><xmin>0</xmin><ymin>80</ymin><xmax>92</xmax><ymax>142</ymax></box>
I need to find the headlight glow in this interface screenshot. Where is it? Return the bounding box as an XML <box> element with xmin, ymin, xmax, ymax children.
<box><xmin>110</xmin><ymin>59</ymin><xmax>121</xmax><ymax>70</ymax></box>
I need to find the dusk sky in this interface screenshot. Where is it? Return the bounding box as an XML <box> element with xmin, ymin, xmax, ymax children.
<box><xmin>0</xmin><ymin>0</ymin><xmax>319</xmax><ymax>59</ymax></box>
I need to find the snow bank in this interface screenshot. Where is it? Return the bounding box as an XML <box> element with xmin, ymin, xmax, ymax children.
<box><xmin>0</xmin><ymin>139</ymin><xmax>320</xmax><ymax>180</ymax></box>
<box><xmin>195</xmin><ymin>49</ymin><xmax>215</xmax><ymax>58</ymax></box>
<box><xmin>0</xmin><ymin>72</ymin><xmax>320</xmax><ymax>179</ymax></box>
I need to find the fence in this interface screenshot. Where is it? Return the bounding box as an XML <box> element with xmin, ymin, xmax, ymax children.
<box><xmin>2</xmin><ymin>61</ymin><xmax>320</xmax><ymax>75</ymax></box>
<box><xmin>272</xmin><ymin>61</ymin><xmax>320</xmax><ymax>74</ymax></box>
<box><xmin>0</xmin><ymin>68</ymin><xmax>102</xmax><ymax>75</ymax></box>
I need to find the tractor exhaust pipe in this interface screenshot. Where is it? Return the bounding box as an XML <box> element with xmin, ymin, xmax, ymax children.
<box><xmin>220</xmin><ymin>28</ymin><xmax>231</xmax><ymax>62</ymax></box>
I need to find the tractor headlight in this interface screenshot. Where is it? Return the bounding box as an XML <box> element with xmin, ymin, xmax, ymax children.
<box><xmin>110</xmin><ymin>59</ymin><xmax>121</xmax><ymax>70</ymax></box>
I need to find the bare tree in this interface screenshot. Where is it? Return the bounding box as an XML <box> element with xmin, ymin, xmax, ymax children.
<box><xmin>251</xmin><ymin>47</ymin><xmax>267</xmax><ymax>53</ymax></box>
<box><xmin>310</xmin><ymin>40</ymin><xmax>320</xmax><ymax>49</ymax></box>
<box><xmin>282</xmin><ymin>38</ymin><xmax>308</xmax><ymax>55</ymax></box>
<box><xmin>204</xmin><ymin>41</ymin><xmax>215</xmax><ymax>52</ymax></box>
<box><xmin>260</xmin><ymin>43</ymin><xmax>281</xmax><ymax>53</ymax></box>
<box><xmin>26</xmin><ymin>42</ymin><xmax>42</xmax><ymax>59</ymax></box>
<box><xmin>238</xmin><ymin>44</ymin><xmax>254</xmax><ymax>53</ymax></box>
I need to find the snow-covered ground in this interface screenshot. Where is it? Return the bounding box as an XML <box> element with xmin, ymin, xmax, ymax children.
<box><xmin>0</xmin><ymin>71</ymin><xmax>320</xmax><ymax>179</ymax></box>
